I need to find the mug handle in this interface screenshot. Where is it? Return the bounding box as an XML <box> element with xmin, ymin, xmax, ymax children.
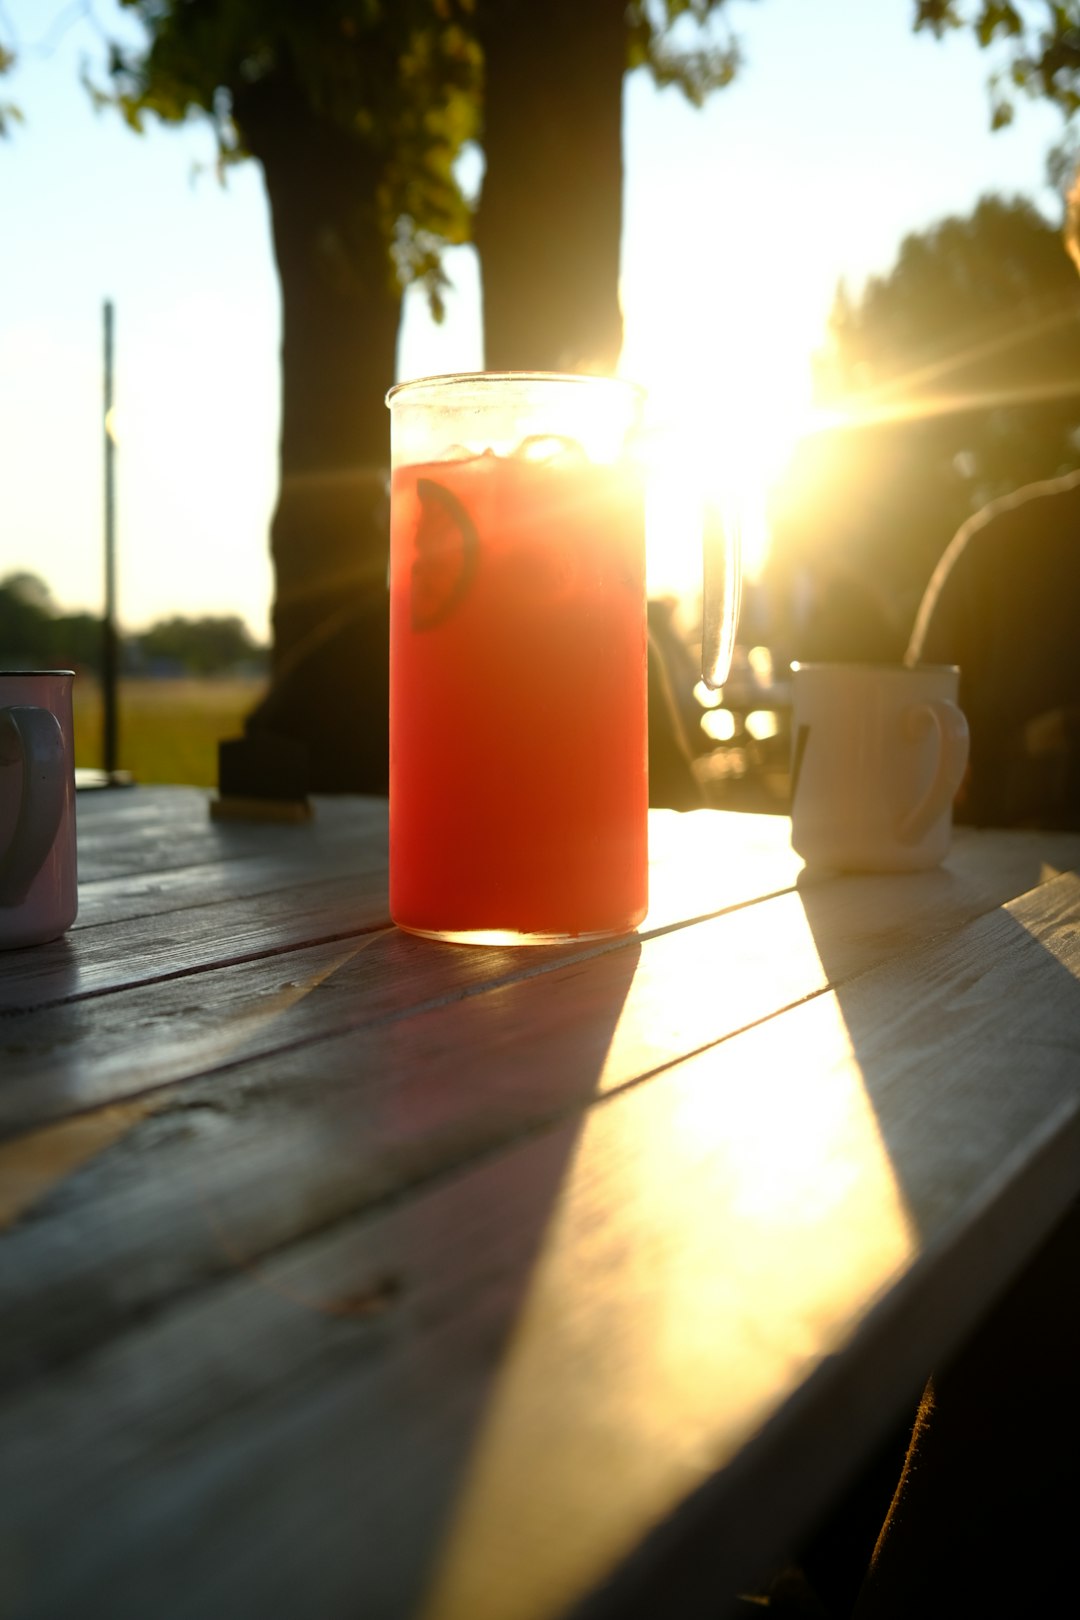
<box><xmin>895</xmin><ymin>699</ymin><xmax>970</xmax><ymax>846</ymax></box>
<box><xmin>0</xmin><ymin>705</ymin><xmax>67</xmax><ymax>907</ymax></box>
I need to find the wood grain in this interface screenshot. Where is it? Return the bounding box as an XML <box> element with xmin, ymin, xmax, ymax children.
<box><xmin>3</xmin><ymin>793</ymin><xmax>1079</xmax><ymax>1620</ymax></box>
<box><xmin>1</xmin><ymin>872</ymin><xmax>1077</xmax><ymax>1620</ymax></box>
<box><xmin>4</xmin><ymin>814</ymin><xmax>1073</xmax><ymax>1108</ymax></box>
<box><xmin>72</xmin><ymin>788</ymin><xmax>388</xmax><ymax>883</ymax></box>
<box><xmin>2</xmin><ymin>818</ymin><xmax>1077</xmax><ymax>1395</ymax></box>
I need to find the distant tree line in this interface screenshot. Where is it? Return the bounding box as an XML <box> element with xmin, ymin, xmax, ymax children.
<box><xmin>0</xmin><ymin>573</ymin><xmax>267</xmax><ymax>677</ymax></box>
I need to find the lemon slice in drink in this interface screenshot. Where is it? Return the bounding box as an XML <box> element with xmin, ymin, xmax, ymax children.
<box><xmin>411</xmin><ymin>476</ymin><xmax>481</xmax><ymax>631</ymax></box>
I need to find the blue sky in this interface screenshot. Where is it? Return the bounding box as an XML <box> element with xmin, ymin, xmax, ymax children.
<box><xmin>0</xmin><ymin>0</ymin><xmax>1068</xmax><ymax>635</ymax></box>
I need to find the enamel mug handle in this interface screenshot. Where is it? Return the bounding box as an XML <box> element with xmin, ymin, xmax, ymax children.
<box><xmin>0</xmin><ymin>705</ymin><xmax>67</xmax><ymax>906</ymax></box>
<box><xmin>896</xmin><ymin>698</ymin><xmax>970</xmax><ymax>846</ymax></box>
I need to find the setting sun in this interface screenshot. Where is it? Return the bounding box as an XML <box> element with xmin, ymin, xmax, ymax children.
<box><xmin>624</xmin><ymin>314</ymin><xmax>820</xmax><ymax>605</ymax></box>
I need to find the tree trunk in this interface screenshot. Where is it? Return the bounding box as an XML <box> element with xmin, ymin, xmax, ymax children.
<box><xmin>474</xmin><ymin>5</ymin><xmax>702</xmax><ymax>811</ymax></box>
<box><xmin>475</xmin><ymin>0</ymin><xmax>627</xmax><ymax>373</ymax></box>
<box><xmin>232</xmin><ymin>66</ymin><xmax>399</xmax><ymax>792</ymax></box>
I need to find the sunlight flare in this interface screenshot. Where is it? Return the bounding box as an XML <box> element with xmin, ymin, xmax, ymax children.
<box><xmin>417</xmin><ymin>884</ymin><xmax>916</xmax><ymax>1620</ymax></box>
<box><xmin>628</xmin><ymin>322</ymin><xmax>819</xmax><ymax>600</ymax></box>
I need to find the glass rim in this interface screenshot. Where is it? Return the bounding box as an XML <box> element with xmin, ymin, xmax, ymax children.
<box><xmin>0</xmin><ymin>668</ymin><xmax>75</xmax><ymax>679</ymax></box>
<box><xmin>385</xmin><ymin>370</ymin><xmax>646</xmax><ymax>407</ymax></box>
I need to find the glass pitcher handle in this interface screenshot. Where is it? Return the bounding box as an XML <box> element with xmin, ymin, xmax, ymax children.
<box><xmin>701</xmin><ymin>497</ymin><xmax>742</xmax><ymax>690</ymax></box>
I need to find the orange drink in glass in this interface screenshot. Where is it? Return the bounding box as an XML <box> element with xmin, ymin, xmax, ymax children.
<box><xmin>386</xmin><ymin>372</ymin><xmax>647</xmax><ymax>944</ymax></box>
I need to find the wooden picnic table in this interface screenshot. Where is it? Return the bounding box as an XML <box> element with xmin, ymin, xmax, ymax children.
<box><xmin>1</xmin><ymin>787</ymin><xmax>1079</xmax><ymax>1620</ymax></box>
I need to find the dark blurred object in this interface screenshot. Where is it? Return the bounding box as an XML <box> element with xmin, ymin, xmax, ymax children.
<box><xmin>647</xmin><ymin>599</ymin><xmax>706</xmax><ymax>811</ymax></box>
<box><xmin>243</xmin><ymin>481</ymin><xmax>390</xmax><ymax>796</ymax></box>
<box><xmin>852</xmin><ymin>1198</ymin><xmax>1080</xmax><ymax>1618</ymax></box>
<box><xmin>693</xmin><ymin>643</ymin><xmax>794</xmax><ymax>815</ymax></box>
<box><xmin>908</xmin><ymin>469</ymin><xmax>1080</xmax><ymax>829</ymax></box>
<box><xmin>795</xmin><ymin>559</ymin><xmax>906</xmax><ymax>665</ymax></box>
<box><xmin>213</xmin><ymin>732</ymin><xmax>311</xmax><ymax>824</ymax></box>
<box><xmin>242</xmin><ymin>576</ymin><xmax>390</xmax><ymax>797</ymax></box>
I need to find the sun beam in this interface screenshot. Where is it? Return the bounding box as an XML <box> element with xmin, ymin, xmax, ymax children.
<box><xmin>625</xmin><ymin>314</ymin><xmax>822</xmax><ymax>604</ymax></box>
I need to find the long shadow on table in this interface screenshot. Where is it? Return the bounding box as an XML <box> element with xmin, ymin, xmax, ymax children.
<box><xmin>597</xmin><ymin>842</ymin><xmax>1080</xmax><ymax>1620</ymax></box>
<box><xmin>9</xmin><ymin>835</ymin><xmax>1079</xmax><ymax>1620</ymax></box>
<box><xmin>347</xmin><ymin>840</ymin><xmax>1079</xmax><ymax>1620</ymax></box>
<box><xmin>793</xmin><ymin>838</ymin><xmax>1080</xmax><ymax>1255</ymax></box>
<box><xmin>225</xmin><ymin>939</ymin><xmax>647</xmax><ymax>1620</ymax></box>
<box><xmin>776</xmin><ymin>842</ymin><xmax>1080</xmax><ymax>1601</ymax></box>
<box><xmin>0</xmin><ymin>937</ymin><xmax>648</xmax><ymax>1620</ymax></box>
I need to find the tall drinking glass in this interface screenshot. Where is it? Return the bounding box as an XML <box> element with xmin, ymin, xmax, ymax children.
<box><xmin>387</xmin><ymin>372</ymin><xmax>648</xmax><ymax>944</ymax></box>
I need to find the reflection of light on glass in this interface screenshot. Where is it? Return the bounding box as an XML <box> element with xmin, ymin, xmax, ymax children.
<box><xmin>701</xmin><ymin>708</ymin><xmax>737</xmax><ymax>743</ymax></box>
<box><xmin>104</xmin><ymin>406</ymin><xmax>120</xmax><ymax>444</ymax></box>
<box><xmin>560</xmin><ymin>379</ymin><xmax>643</xmax><ymax>466</ymax></box>
<box><xmin>416</xmin><ymin>379</ymin><xmax>643</xmax><ymax>467</ymax></box>
<box><xmin>640</xmin><ymin>427</ymin><xmax>705</xmax><ymax>603</ymax></box>
<box><xmin>687</xmin><ymin>366</ymin><xmax>809</xmax><ymax>582</ymax></box>
<box><xmin>745</xmin><ymin>709</ymin><xmax>779</xmax><ymax>742</ymax></box>
<box><xmin>693</xmin><ymin>678</ymin><xmax>723</xmax><ymax>710</ymax></box>
<box><xmin>419</xmin><ymin>954</ymin><xmax>915</xmax><ymax>1620</ymax></box>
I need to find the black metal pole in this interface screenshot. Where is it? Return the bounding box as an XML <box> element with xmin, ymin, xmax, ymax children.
<box><xmin>103</xmin><ymin>298</ymin><xmax>118</xmax><ymax>777</ymax></box>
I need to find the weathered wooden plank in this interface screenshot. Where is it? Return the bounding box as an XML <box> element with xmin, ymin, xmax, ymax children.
<box><xmin>0</xmin><ymin>870</ymin><xmax>394</xmax><ymax>1013</ymax></box>
<box><xmin>0</xmin><ymin>928</ymin><xmax>481</xmax><ymax>1131</ymax></box>
<box><xmin>2</xmin><ymin>808</ymin><xmax>787</xmax><ymax>1014</ymax></box>
<box><xmin>2</xmin><ymin>859</ymin><xmax>1078</xmax><ymax>1400</ymax></box>
<box><xmin>73</xmin><ymin>784</ymin><xmax>206</xmax><ymax>827</ymax></box>
<box><xmin>0</xmin><ymin>894</ymin><xmax>785</xmax><ymax>1385</ymax></box>
<box><xmin>71</xmin><ymin>786</ymin><xmax>385</xmax><ymax>834</ymax></box>
<box><xmin>68</xmin><ymin>844</ymin><xmax>387</xmax><ymax>935</ymax></box>
<box><xmin>2</xmin><ymin>816</ymin><xmax>1074</xmax><ymax>1418</ymax></box>
<box><xmin>73</xmin><ymin>789</ymin><xmax>388</xmax><ymax>883</ymax></box>
<box><xmin>71</xmin><ymin>822</ymin><xmax>389</xmax><ymax>931</ymax></box>
<box><xmin>41</xmin><ymin>805</ymin><xmax>1070</xmax><ymax>1032</ymax></box>
<box><xmin>1</xmin><ymin>874</ymin><xmax>1078</xmax><ymax>1620</ymax></box>
<box><xmin>4</xmin><ymin>796</ymin><xmax>1078</xmax><ymax>1425</ymax></box>
<box><xmin>63</xmin><ymin>806</ymin><xmax>791</xmax><ymax>966</ymax></box>
<box><xmin>1</xmin><ymin>822</ymin><xmax>1071</xmax><ymax>1139</ymax></box>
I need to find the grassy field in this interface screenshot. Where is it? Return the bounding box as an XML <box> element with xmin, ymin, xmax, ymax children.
<box><xmin>73</xmin><ymin>677</ymin><xmax>268</xmax><ymax>788</ymax></box>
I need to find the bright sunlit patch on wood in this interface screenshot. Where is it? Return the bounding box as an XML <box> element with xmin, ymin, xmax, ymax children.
<box><xmin>418</xmin><ymin>967</ymin><xmax>915</xmax><ymax>1620</ymax></box>
<box><xmin>0</xmin><ymin>1100</ymin><xmax>157</xmax><ymax>1231</ymax></box>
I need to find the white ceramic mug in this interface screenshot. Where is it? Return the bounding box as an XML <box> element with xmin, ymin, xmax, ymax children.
<box><xmin>0</xmin><ymin>671</ymin><xmax>78</xmax><ymax>948</ymax></box>
<box><xmin>790</xmin><ymin>662</ymin><xmax>970</xmax><ymax>873</ymax></box>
